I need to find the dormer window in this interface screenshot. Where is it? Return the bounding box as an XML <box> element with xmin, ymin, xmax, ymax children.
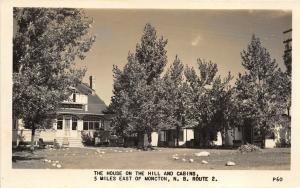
<box><xmin>60</xmin><ymin>103</ymin><xmax>83</xmax><ymax>109</ymax></box>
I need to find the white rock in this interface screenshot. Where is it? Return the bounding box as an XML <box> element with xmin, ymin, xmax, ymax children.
<box><xmin>226</xmin><ymin>161</ymin><xmax>236</xmax><ymax>166</ymax></box>
<box><xmin>55</xmin><ymin>160</ymin><xmax>59</xmax><ymax>163</ymax></box>
<box><xmin>182</xmin><ymin>158</ymin><xmax>186</xmax><ymax>162</ymax></box>
<box><xmin>52</xmin><ymin>163</ymin><xmax>56</xmax><ymax>167</ymax></box>
<box><xmin>189</xmin><ymin>159</ymin><xmax>194</xmax><ymax>163</ymax></box>
<box><xmin>56</xmin><ymin>164</ymin><xmax>62</xmax><ymax>168</ymax></box>
<box><xmin>118</xmin><ymin>151</ymin><xmax>122</xmax><ymax>153</ymax></box>
<box><xmin>194</xmin><ymin>151</ymin><xmax>210</xmax><ymax>157</ymax></box>
<box><xmin>44</xmin><ymin>159</ymin><xmax>48</xmax><ymax>162</ymax></box>
<box><xmin>101</xmin><ymin>151</ymin><xmax>105</xmax><ymax>154</ymax></box>
<box><xmin>158</xmin><ymin>150</ymin><xmax>162</xmax><ymax>152</ymax></box>
<box><xmin>173</xmin><ymin>156</ymin><xmax>179</xmax><ymax>160</ymax></box>
<box><xmin>129</xmin><ymin>150</ymin><xmax>133</xmax><ymax>152</ymax></box>
<box><xmin>201</xmin><ymin>160</ymin><xmax>208</xmax><ymax>164</ymax></box>
<box><xmin>48</xmin><ymin>160</ymin><xmax>52</xmax><ymax>163</ymax></box>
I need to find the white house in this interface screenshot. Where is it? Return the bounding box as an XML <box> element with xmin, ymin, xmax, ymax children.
<box><xmin>12</xmin><ymin>76</ymin><xmax>112</xmax><ymax>147</ymax></box>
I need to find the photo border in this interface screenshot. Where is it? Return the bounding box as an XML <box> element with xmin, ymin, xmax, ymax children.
<box><xmin>1</xmin><ymin>0</ymin><xmax>299</xmax><ymax>188</ymax></box>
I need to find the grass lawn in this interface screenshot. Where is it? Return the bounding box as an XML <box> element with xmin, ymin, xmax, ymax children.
<box><xmin>12</xmin><ymin>147</ymin><xmax>290</xmax><ymax>170</ymax></box>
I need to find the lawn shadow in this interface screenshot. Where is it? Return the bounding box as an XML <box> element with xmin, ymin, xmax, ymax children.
<box><xmin>12</xmin><ymin>155</ymin><xmax>44</xmax><ymax>163</ymax></box>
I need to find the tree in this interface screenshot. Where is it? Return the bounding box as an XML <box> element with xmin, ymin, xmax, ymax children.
<box><xmin>209</xmin><ymin>73</ymin><xmax>235</xmax><ymax>145</ymax></box>
<box><xmin>283</xmin><ymin>41</ymin><xmax>292</xmax><ymax>77</ymax></box>
<box><xmin>109</xmin><ymin>54</ymin><xmax>146</xmax><ymax>138</ymax></box>
<box><xmin>184</xmin><ymin>59</ymin><xmax>233</xmax><ymax>146</ymax></box>
<box><xmin>13</xmin><ymin>8</ymin><xmax>95</xmax><ymax>150</ymax></box>
<box><xmin>134</xmin><ymin>24</ymin><xmax>168</xmax><ymax>147</ymax></box>
<box><xmin>283</xmin><ymin>35</ymin><xmax>292</xmax><ymax>117</ymax></box>
<box><xmin>109</xmin><ymin>23</ymin><xmax>168</xmax><ymax>148</ymax></box>
<box><xmin>135</xmin><ymin>23</ymin><xmax>168</xmax><ymax>84</ymax></box>
<box><xmin>235</xmin><ymin>35</ymin><xmax>286</xmax><ymax>147</ymax></box>
<box><xmin>161</xmin><ymin>56</ymin><xmax>187</xmax><ymax>147</ymax></box>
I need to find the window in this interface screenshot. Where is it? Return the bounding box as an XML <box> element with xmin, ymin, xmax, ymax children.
<box><xmin>179</xmin><ymin>130</ymin><xmax>184</xmax><ymax>141</ymax></box>
<box><xmin>57</xmin><ymin>116</ymin><xmax>63</xmax><ymax>130</ymax></box>
<box><xmin>160</xmin><ymin>131</ymin><xmax>166</xmax><ymax>142</ymax></box>
<box><xmin>83</xmin><ymin>122</ymin><xmax>88</xmax><ymax>130</ymax></box>
<box><xmin>72</xmin><ymin>117</ymin><xmax>77</xmax><ymax>130</ymax></box>
<box><xmin>167</xmin><ymin>130</ymin><xmax>173</xmax><ymax>141</ymax></box>
<box><xmin>60</xmin><ymin>103</ymin><xmax>83</xmax><ymax>109</ymax></box>
<box><xmin>94</xmin><ymin>122</ymin><xmax>100</xmax><ymax>130</ymax></box>
<box><xmin>88</xmin><ymin>122</ymin><xmax>94</xmax><ymax>130</ymax></box>
<box><xmin>83</xmin><ymin>115</ymin><xmax>103</xmax><ymax>130</ymax></box>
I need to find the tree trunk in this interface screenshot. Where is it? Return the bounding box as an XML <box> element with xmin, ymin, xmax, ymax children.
<box><xmin>137</xmin><ymin>131</ymin><xmax>143</xmax><ymax>148</ymax></box>
<box><xmin>30</xmin><ymin>125</ymin><xmax>36</xmax><ymax>152</ymax></box>
<box><xmin>261</xmin><ymin>130</ymin><xmax>266</xmax><ymax>149</ymax></box>
<box><xmin>15</xmin><ymin>118</ymin><xmax>20</xmax><ymax>146</ymax></box>
<box><xmin>221</xmin><ymin>128</ymin><xmax>226</xmax><ymax>147</ymax></box>
<box><xmin>176</xmin><ymin>126</ymin><xmax>179</xmax><ymax>147</ymax></box>
<box><xmin>147</xmin><ymin>132</ymin><xmax>152</xmax><ymax>146</ymax></box>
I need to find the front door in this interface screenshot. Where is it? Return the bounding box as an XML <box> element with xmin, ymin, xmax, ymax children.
<box><xmin>64</xmin><ymin>118</ymin><xmax>71</xmax><ymax>137</ymax></box>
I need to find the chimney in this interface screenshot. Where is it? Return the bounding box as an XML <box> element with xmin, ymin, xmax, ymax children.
<box><xmin>89</xmin><ymin>76</ymin><xmax>96</xmax><ymax>90</ymax></box>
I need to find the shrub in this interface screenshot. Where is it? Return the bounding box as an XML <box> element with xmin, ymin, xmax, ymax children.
<box><xmin>276</xmin><ymin>138</ymin><xmax>291</xmax><ymax>148</ymax></box>
<box><xmin>238</xmin><ymin>143</ymin><xmax>262</xmax><ymax>153</ymax></box>
<box><xmin>81</xmin><ymin>131</ymin><xmax>94</xmax><ymax>146</ymax></box>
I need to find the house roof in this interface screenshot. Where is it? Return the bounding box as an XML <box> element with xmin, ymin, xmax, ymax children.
<box><xmin>76</xmin><ymin>83</ymin><xmax>94</xmax><ymax>95</ymax></box>
<box><xmin>57</xmin><ymin>83</ymin><xmax>108</xmax><ymax>116</ymax></box>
